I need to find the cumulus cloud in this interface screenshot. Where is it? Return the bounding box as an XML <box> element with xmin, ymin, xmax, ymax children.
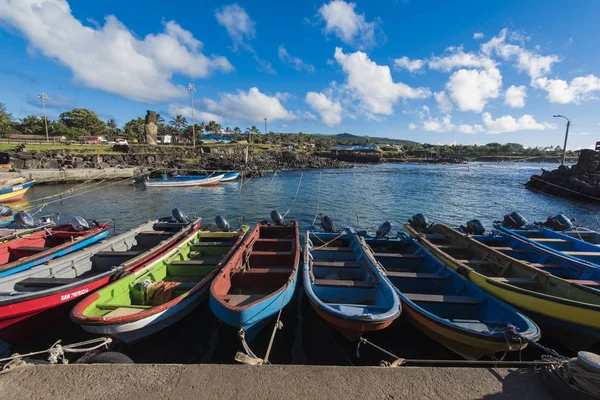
<box><xmin>303</xmin><ymin>111</ymin><xmax>318</xmax><ymax>121</ymax></box>
<box><xmin>203</xmin><ymin>87</ymin><xmax>295</xmax><ymax>122</ymax></box>
<box><xmin>278</xmin><ymin>45</ymin><xmax>315</xmax><ymax>72</ymax></box>
<box><xmin>504</xmin><ymin>85</ymin><xmax>527</xmax><ymax>108</ymax></box>
<box><xmin>215</xmin><ymin>3</ymin><xmax>255</xmax><ymax>50</ymax></box>
<box><xmin>393</xmin><ymin>56</ymin><xmax>425</xmax><ymax>72</ymax></box>
<box><xmin>428</xmin><ymin>46</ymin><xmax>495</xmax><ymax>71</ymax></box>
<box><xmin>334</xmin><ymin>47</ymin><xmax>431</xmax><ymax>117</ymax></box>
<box><xmin>482</xmin><ymin>29</ymin><xmax>559</xmax><ymax>79</ymax></box>
<box><xmin>0</xmin><ymin>0</ymin><xmax>233</xmax><ymax>103</ymax></box>
<box><xmin>482</xmin><ymin>112</ymin><xmax>555</xmax><ymax>134</ymax></box>
<box><xmin>305</xmin><ymin>91</ymin><xmax>344</xmax><ymax>126</ymax></box>
<box><xmin>434</xmin><ymin>91</ymin><xmax>453</xmax><ymax>113</ymax></box>
<box><xmin>168</xmin><ymin>104</ymin><xmax>223</xmax><ymax>123</ymax></box>
<box><xmin>533</xmin><ymin>75</ymin><xmax>600</xmax><ymax>104</ymax></box>
<box><xmin>423</xmin><ymin>114</ymin><xmax>455</xmax><ymax>132</ymax></box>
<box><xmin>457</xmin><ymin>124</ymin><xmax>485</xmax><ymax>134</ymax></box>
<box><xmin>473</xmin><ymin>32</ymin><xmax>484</xmax><ymax>40</ymax></box>
<box><xmin>446</xmin><ymin>67</ymin><xmax>502</xmax><ymax>112</ymax></box>
<box><xmin>408</xmin><ymin>123</ymin><xmax>417</xmax><ymax>130</ymax></box>
<box><xmin>318</xmin><ymin>0</ymin><xmax>383</xmax><ymax>48</ymax></box>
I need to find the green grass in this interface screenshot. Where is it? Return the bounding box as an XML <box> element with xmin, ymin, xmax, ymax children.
<box><xmin>0</xmin><ymin>143</ymin><xmax>116</xmax><ymax>153</ymax></box>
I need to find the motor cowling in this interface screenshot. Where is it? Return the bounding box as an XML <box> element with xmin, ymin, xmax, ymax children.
<box><xmin>271</xmin><ymin>210</ymin><xmax>284</xmax><ymax>226</ymax></box>
<box><xmin>172</xmin><ymin>208</ymin><xmax>188</xmax><ymax>223</ymax></box>
<box><xmin>321</xmin><ymin>215</ymin><xmax>334</xmax><ymax>232</ymax></box>
<box><xmin>215</xmin><ymin>216</ymin><xmax>230</xmax><ymax>232</ymax></box>
<box><xmin>545</xmin><ymin>214</ymin><xmax>574</xmax><ymax>231</ymax></box>
<box><xmin>408</xmin><ymin>213</ymin><xmax>430</xmax><ymax>231</ymax></box>
<box><xmin>502</xmin><ymin>212</ymin><xmax>527</xmax><ymax>229</ymax></box>
<box><xmin>13</xmin><ymin>211</ymin><xmax>35</xmax><ymax>228</ymax></box>
<box><xmin>0</xmin><ymin>206</ymin><xmax>13</xmax><ymax>217</ymax></box>
<box><xmin>376</xmin><ymin>221</ymin><xmax>392</xmax><ymax>238</ymax></box>
<box><xmin>69</xmin><ymin>216</ymin><xmax>90</xmax><ymax>231</ymax></box>
<box><xmin>462</xmin><ymin>219</ymin><xmax>486</xmax><ymax>235</ymax></box>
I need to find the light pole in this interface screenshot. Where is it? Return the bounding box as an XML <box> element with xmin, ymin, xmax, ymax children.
<box><xmin>188</xmin><ymin>83</ymin><xmax>196</xmax><ymax>147</ymax></box>
<box><xmin>553</xmin><ymin>114</ymin><xmax>571</xmax><ymax>166</ymax></box>
<box><xmin>38</xmin><ymin>92</ymin><xmax>49</xmax><ymax>142</ymax></box>
<box><xmin>264</xmin><ymin>117</ymin><xmax>267</xmax><ymax>136</ymax></box>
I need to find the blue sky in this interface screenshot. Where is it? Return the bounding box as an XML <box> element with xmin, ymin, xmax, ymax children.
<box><xmin>1</xmin><ymin>0</ymin><xmax>600</xmax><ymax>148</ymax></box>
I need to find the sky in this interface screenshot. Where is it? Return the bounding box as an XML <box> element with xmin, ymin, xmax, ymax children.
<box><xmin>1</xmin><ymin>0</ymin><xmax>600</xmax><ymax>148</ymax></box>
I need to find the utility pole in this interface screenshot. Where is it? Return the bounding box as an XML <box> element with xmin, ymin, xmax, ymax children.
<box><xmin>553</xmin><ymin>115</ymin><xmax>571</xmax><ymax>166</ymax></box>
<box><xmin>38</xmin><ymin>92</ymin><xmax>49</xmax><ymax>142</ymax></box>
<box><xmin>188</xmin><ymin>83</ymin><xmax>196</xmax><ymax>147</ymax></box>
<box><xmin>264</xmin><ymin>117</ymin><xmax>267</xmax><ymax>136</ymax></box>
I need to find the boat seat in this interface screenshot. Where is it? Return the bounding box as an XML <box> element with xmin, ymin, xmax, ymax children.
<box><xmin>12</xmin><ymin>246</ymin><xmax>51</xmax><ymax>253</ymax></box>
<box><xmin>563</xmin><ymin>251</ymin><xmax>600</xmax><ymax>257</ymax></box>
<box><xmin>137</xmin><ymin>231</ymin><xmax>170</xmax><ymax>236</ymax></box>
<box><xmin>314</xmin><ymin>279</ymin><xmax>375</xmax><ymax>288</ymax></box>
<box><xmin>424</xmin><ymin>233</ymin><xmax>446</xmax><ymax>240</ymax></box>
<box><xmin>373</xmin><ymin>252</ymin><xmax>423</xmax><ymax>259</ymax></box>
<box><xmin>313</xmin><ymin>247</ymin><xmax>353</xmax><ymax>252</ymax></box>
<box><xmin>192</xmin><ymin>242</ymin><xmax>232</xmax><ymax>248</ymax></box>
<box><xmin>404</xmin><ymin>293</ymin><xmax>479</xmax><ymax>305</ymax></box>
<box><xmin>456</xmin><ymin>259</ymin><xmax>496</xmax><ymax>266</ymax></box>
<box><xmin>94</xmin><ymin>251</ymin><xmax>144</xmax><ymax>257</ymax></box>
<box><xmin>255</xmin><ymin>238</ymin><xmax>293</xmax><ymax>243</ymax></box>
<box><xmin>251</xmin><ymin>251</ymin><xmax>294</xmax><ymax>256</ymax></box>
<box><xmin>490</xmin><ymin>247</ymin><xmax>527</xmax><ymax>253</ymax></box>
<box><xmin>222</xmin><ymin>294</ymin><xmax>263</xmax><ymax>307</ymax></box>
<box><xmin>15</xmin><ymin>277</ymin><xmax>80</xmax><ymax>288</ymax></box>
<box><xmin>243</xmin><ymin>267</ymin><xmax>292</xmax><ymax>274</ymax></box>
<box><xmin>529</xmin><ymin>263</ymin><xmax>562</xmax><ymax>269</ymax></box>
<box><xmin>437</xmin><ymin>245</ymin><xmax>469</xmax><ymax>251</ymax></box>
<box><xmin>567</xmin><ymin>279</ymin><xmax>600</xmax><ymax>287</ymax></box>
<box><xmin>531</xmin><ymin>238</ymin><xmax>572</xmax><ymax>243</ymax></box>
<box><xmin>487</xmin><ymin>277</ymin><xmax>537</xmax><ymax>286</ymax></box>
<box><xmin>385</xmin><ymin>272</ymin><xmax>443</xmax><ymax>280</ymax></box>
<box><xmin>313</xmin><ymin>261</ymin><xmax>362</xmax><ymax>268</ymax></box>
<box><xmin>170</xmin><ymin>257</ymin><xmax>222</xmax><ymax>266</ymax></box>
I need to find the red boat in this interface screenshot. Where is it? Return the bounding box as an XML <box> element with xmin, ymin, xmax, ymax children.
<box><xmin>0</xmin><ymin>217</ymin><xmax>201</xmax><ymax>344</ymax></box>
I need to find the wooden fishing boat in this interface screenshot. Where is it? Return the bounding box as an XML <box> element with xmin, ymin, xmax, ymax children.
<box><xmin>0</xmin><ymin>177</ymin><xmax>26</xmax><ymax>190</ymax></box>
<box><xmin>0</xmin><ymin>179</ymin><xmax>35</xmax><ymax>202</ymax></box>
<box><xmin>0</xmin><ymin>216</ymin><xmax>200</xmax><ymax>344</ymax></box>
<box><xmin>0</xmin><ymin>220</ymin><xmax>110</xmax><ymax>279</ymax></box>
<box><xmin>210</xmin><ymin>221</ymin><xmax>300</xmax><ymax>343</ymax></box>
<box><xmin>142</xmin><ymin>174</ymin><xmax>224</xmax><ymax>188</ymax></box>
<box><xmin>71</xmin><ymin>225</ymin><xmax>246</xmax><ymax>343</ymax></box>
<box><xmin>303</xmin><ymin>229</ymin><xmax>400</xmax><ymax>341</ymax></box>
<box><xmin>497</xmin><ymin>225</ymin><xmax>600</xmax><ymax>269</ymax></box>
<box><xmin>405</xmin><ymin>223</ymin><xmax>600</xmax><ymax>351</ymax></box>
<box><xmin>361</xmin><ymin>233</ymin><xmax>540</xmax><ymax>359</ymax></box>
<box><xmin>220</xmin><ymin>172</ymin><xmax>240</xmax><ymax>182</ymax></box>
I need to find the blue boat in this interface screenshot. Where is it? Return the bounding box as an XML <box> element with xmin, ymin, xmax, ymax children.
<box><xmin>362</xmin><ymin>231</ymin><xmax>540</xmax><ymax>359</ymax></box>
<box><xmin>210</xmin><ymin>219</ymin><xmax>300</xmax><ymax>360</ymax></box>
<box><xmin>303</xmin><ymin>228</ymin><xmax>401</xmax><ymax>341</ymax></box>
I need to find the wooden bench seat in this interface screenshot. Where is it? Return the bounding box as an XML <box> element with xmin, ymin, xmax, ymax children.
<box><xmin>456</xmin><ymin>259</ymin><xmax>496</xmax><ymax>266</ymax></box>
<box><xmin>192</xmin><ymin>241</ymin><xmax>232</xmax><ymax>248</ymax></box>
<box><xmin>313</xmin><ymin>261</ymin><xmax>362</xmax><ymax>268</ymax></box>
<box><xmin>94</xmin><ymin>251</ymin><xmax>144</xmax><ymax>257</ymax></box>
<box><xmin>567</xmin><ymin>279</ymin><xmax>600</xmax><ymax>287</ymax></box>
<box><xmin>490</xmin><ymin>247</ymin><xmax>527</xmax><ymax>253</ymax></box>
<box><xmin>15</xmin><ymin>277</ymin><xmax>80</xmax><ymax>288</ymax></box>
<box><xmin>437</xmin><ymin>245</ymin><xmax>469</xmax><ymax>251</ymax></box>
<box><xmin>222</xmin><ymin>294</ymin><xmax>263</xmax><ymax>307</ymax></box>
<box><xmin>242</xmin><ymin>267</ymin><xmax>292</xmax><ymax>274</ymax></box>
<box><xmin>404</xmin><ymin>293</ymin><xmax>479</xmax><ymax>305</ymax></box>
<box><xmin>385</xmin><ymin>272</ymin><xmax>443</xmax><ymax>280</ymax></box>
<box><xmin>563</xmin><ymin>251</ymin><xmax>600</xmax><ymax>257</ymax></box>
<box><xmin>531</xmin><ymin>238</ymin><xmax>572</xmax><ymax>244</ymax></box>
<box><xmin>12</xmin><ymin>246</ymin><xmax>51</xmax><ymax>253</ymax></box>
<box><xmin>137</xmin><ymin>231</ymin><xmax>170</xmax><ymax>236</ymax></box>
<box><xmin>255</xmin><ymin>238</ymin><xmax>293</xmax><ymax>243</ymax></box>
<box><xmin>314</xmin><ymin>279</ymin><xmax>375</xmax><ymax>288</ymax></box>
<box><xmin>487</xmin><ymin>277</ymin><xmax>537</xmax><ymax>286</ymax></box>
<box><xmin>251</xmin><ymin>251</ymin><xmax>294</xmax><ymax>256</ymax></box>
<box><xmin>372</xmin><ymin>252</ymin><xmax>423</xmax><ymax>259</ymax></box>
<box><xmin>313</xmin><ymin>247</ymin><xmax>353</xmax><ymax>252</ymax></box>
<box><xmin>528</xmin><ymin>263</ymin><xmax>563</xmax><ymax>269</ymax></box>
<box><xmin>424</xmin><ymin>233</ymin><xmax>446</xmax><ymax>240</ymax></box>
<box><xmin>171</xmin><ymin>257</ymin><xmax>222</xmax><ymax>266</ymax></box>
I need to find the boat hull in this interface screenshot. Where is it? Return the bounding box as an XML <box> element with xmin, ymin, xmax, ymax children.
<box><xmin>0</xmin><ymin>180</ymin><xmax>34</xmax><ymax>202</ymax></box>
<box><xmin>143</xmin><ymin>174</ymin><xmax>224</xmax><ymax>188</ymax></box>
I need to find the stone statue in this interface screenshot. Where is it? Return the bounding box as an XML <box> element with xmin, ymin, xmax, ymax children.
<box><xmin>145</xmin><ymin>110</ymin><xmax>158</xmax><ymax>145</ymax></box>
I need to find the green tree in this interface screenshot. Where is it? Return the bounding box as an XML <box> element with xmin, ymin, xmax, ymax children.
<box><xmin>0</xmin><ymin>103</ymin><xmax>14</xmax><ymax>137</ymax></box>
<box><xmin>19</xmin><ymin>115</ymin><xmax>44</xmax><ymax>135</ymax></box>
<box><xmin>123</xmin><ymin>118</ymin><xmax>145</xmax><ymax>142</ymax></box>
<box><xmin>105</xmin><ymin>119</ymin><xmax>121</xmax><ymax>139</ymax></box>
<box><xmin>59</xmin><ymin>108</ymin><xmax>107</xmax><ymax>137</ymax></box>
<box><xmin>169</xmin><ymin>114</ymin><xmax>187</xmax><ymax>142</ymax></box>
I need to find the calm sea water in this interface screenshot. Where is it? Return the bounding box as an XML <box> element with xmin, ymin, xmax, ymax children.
<box><xmin>19</xmin><ymin>162</ymin><xmax>598</xmax><ymax>233</ymax></box>
<box><xmin>10</xmin><ymin>162</ymin><xmax>598</xmax><ymax>365</ymax></box>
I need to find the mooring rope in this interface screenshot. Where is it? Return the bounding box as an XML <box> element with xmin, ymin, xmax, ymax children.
<box><xmin>312</xmin><ymin>172</ymin><xmax>322</xmax><ymax>225</ymax></box>
<box><xmin>282</xmin><ymin>172</ymin><xmax>303</xmax><ymax>219</ymax></box>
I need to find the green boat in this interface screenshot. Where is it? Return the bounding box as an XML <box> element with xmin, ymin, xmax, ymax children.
<box><xmin>71</xmin><ymin>226</ymin><xmax>248</xmax><ymax>343</ymax></box>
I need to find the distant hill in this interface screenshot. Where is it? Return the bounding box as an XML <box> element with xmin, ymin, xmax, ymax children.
<box><xmin>303</xmin><ymin>132</ymin><xmax>420</xmax><ymax>146</ymax></box>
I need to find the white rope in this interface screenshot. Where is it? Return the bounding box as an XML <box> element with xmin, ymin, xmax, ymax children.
<box><xmin>312</xmin><ymin>172</ymin><xmax>322</xmax><ymax>225</ymax></box>
<box><xmin>282</xmin><ymin>172</ymin><xmax>303</xmax><ymax>218</ymax></box>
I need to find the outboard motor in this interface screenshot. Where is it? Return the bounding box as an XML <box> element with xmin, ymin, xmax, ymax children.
<box><xmin>408</xmin><ymin>213</ymin><xmax>430</xmax><ymax>232</ymax></box>
<box><xmin>502</xmin><ymin>212</ymin><xmax>527</xmax><ymax>229</ymax></box>
<box><xmin>13</xmin><ymin>211</ymin><xmax>35</xmax><ymax>228</ymax></box>
<box><xmin>0</xmin><ymin>206</ymin><xmax>13</xmax><ymax>217</ymax></box>
<box><xmin>69</xmin><ymin>216</ymin><xmax>90</xmax><ymax>232</ymax></box>
<box><xmin>172</xmin><ymin>208</ymin><xmax>189</xmax><ymax>223</ymax></box>
<box><xmin>461</xmin><ymin>219</ymin><xmax>486</xmax><ymax>235</ymax></box>
<box><xmin>376</xmin><ymin>221</ymin><xmax>392</xmax><ymax>238</ymax></box>
<box><xmin>215</xmin><ymin>216</ymin><xmax>231</xmax><ymax>232</ymax></box>
<box><xmin>544</xmin><ymin>214</ymin><xmax>574</xmax><ymax>231</ymax></box>
<box><xmin>321</xmin><ymin>215</ymin><xmax>334</xmax><ymax>233</ymax></box>
<box><xmin>271</xmin><ymin>210</ymin><xmax>284</xmax><ymax>226</ymax></box>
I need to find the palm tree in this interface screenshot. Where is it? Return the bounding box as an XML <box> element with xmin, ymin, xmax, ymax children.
<box><xmin>106</xmin><ymin>119</ymin><xmax>119</xmax><ymax>139</ymax></box>
<box><xmin>169</xmin><ymin>114</ymin><xmax>187</xmax><ymax>143</ymax></box>
<box><xmin>199</xmin><ymin>122</ymin><xmax>206</xmax><ymax>138</ymax></box>
<box><xmin>245</xmin><ymin>126</ymin><xmax>259</xmax><ymax>143</ymax></box>
<box><xmin>225</xmin><ymin>127</ymin><xmax>232</xmax><ymax>136</ymax></box>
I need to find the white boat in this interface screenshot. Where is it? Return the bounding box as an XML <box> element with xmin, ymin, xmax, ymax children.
<box><xmin>143</xmin><ymin>174</ymin><xmax>225</xmax><ymax>188</ymax></box>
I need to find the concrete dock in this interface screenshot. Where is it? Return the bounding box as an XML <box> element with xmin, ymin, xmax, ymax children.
<box><xmin>0</xmin><ymin>364</ymin><xmax>552</xmax><ymax>400</ymax></box>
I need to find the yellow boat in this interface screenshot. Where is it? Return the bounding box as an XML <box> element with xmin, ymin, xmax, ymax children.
<box><xmin>404</xmin><ymin>222</ymin><xmax>600</xmax><ymax>352</ymax></box>
<box><xmin>0</xmin><ymin>177</ymin><xmax>26</xmax><ymax>189</ymax></box>
<box><xmin>0</xmin><ymin>180</ymin><xmax>35</xmax><ymax>202</ymax></box>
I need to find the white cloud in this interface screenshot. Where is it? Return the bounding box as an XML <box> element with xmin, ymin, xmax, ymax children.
<box><xmin>446</xmin><ymin>67</ymin><xmax>502</xmax><ymax>112</ymax></box>
<box><xmin>168</xmin><ymin>104</ymin><xmax>223</xmax><ymax>124</ymax></box>
<box><xmin>428</xmin><ymin>46</ymin><xmax>495</xmax><ymax>71</ymax></box>
<box><xmin>305</xmin><ymin>91</ymin><xmax>343</xmax><ymax>126</ymax></box>
<box><xmin>215</xmin><ymin>3</ymin><xmax>255</xmax><ymax>50</ymax></box>
<box><xmin>334</xmin><ymin>47</ymin><xmax>431</xmax><ymax>117</ymax></box>
<box><xmin>0</xmin><ymin>0</ymin><xmax>233</xmax><ymax>103</ymax></box>
<box><xmin>504</xmin><ymin>85</ymin><xmax>527</xmax><ymax>108</ymax></box>
<box><xmin>533</xmin><ymin>75</ymin><xmax>600</xmax><ymax>104</ymax></box>
<box><xmin>408</xmin><ymin>123</ymin><xmax>417</xmax><ymax>130</ymax></box>
<box><xmin>482</xmin><ymin>29</ymin><xmax>559</xmax><ymax>79</ymax></box>
<box><xmin>458</xmin><ymin>124</ymin><xmax>485</xmax><ymax>134</ymax></box>
<box><xmin>393</xmin><ymin>56</ymin><xmax>425</xmax><ymax>72</ymax></box>
<box><xmin>318</xmin><ymin>0</ymin><xmax>382</xmax><ymax>48</ymax></box>
<box><xmin>203</xmin><ymin>87</ymin><xmax>295</xmax><ymax>122</ymax></box>
<box><xmin>303</xmin><ymin>111</ymin><xmax>318</xmax><ymax>121</ymax></box>
<box><xmin>278</xmin><ymin>45</ymin><xmax>315</xmax><ymax>72</ymax></box>
<box><xmin>473</xmin><ymin>32</ymin><xmax>484</xmax><ymax>40</ymax></box>
<box><xmin>254</xmin><ymin>55</ymin><xmax>276</xmax><ymax>74</ymax></box>
<box><xmin>482</xmin><ymin>112</ymin><xmax>555</xmax><ymax>134</ymax></box>
<box><xmin>434</xmin><ymin>91</ymin><xmax>453</xmax><ymax>113</ymax></box>
<box><xmin>423</xmin><ymin>114</ymin><xmax>455</xmax><ymax>132</ymax></box>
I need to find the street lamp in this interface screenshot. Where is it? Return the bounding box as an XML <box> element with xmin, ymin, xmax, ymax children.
<box><xmin>37</xmin><ymin>92</ymin><xmax>49</xmax><ymax>142</ymax></box>
<box><xmin>188</xmin><ymin>83</ymin><xmax>196</xmax><ymax>147</ymax></box>
<box><xmin>264</xmin><ymin>117</ymin><xmax>267</xmax><ymax>135</ymax></box>
<box><xmin>553</xmin><ymin>114</ymin><xmax>571</xmax><ymax>166</ymax></box>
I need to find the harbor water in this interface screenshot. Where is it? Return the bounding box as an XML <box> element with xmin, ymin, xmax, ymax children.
<box><xmin>8</xmin><ymin>162</ymin><xmax>596</xmax><ymax>365</ymax></box>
